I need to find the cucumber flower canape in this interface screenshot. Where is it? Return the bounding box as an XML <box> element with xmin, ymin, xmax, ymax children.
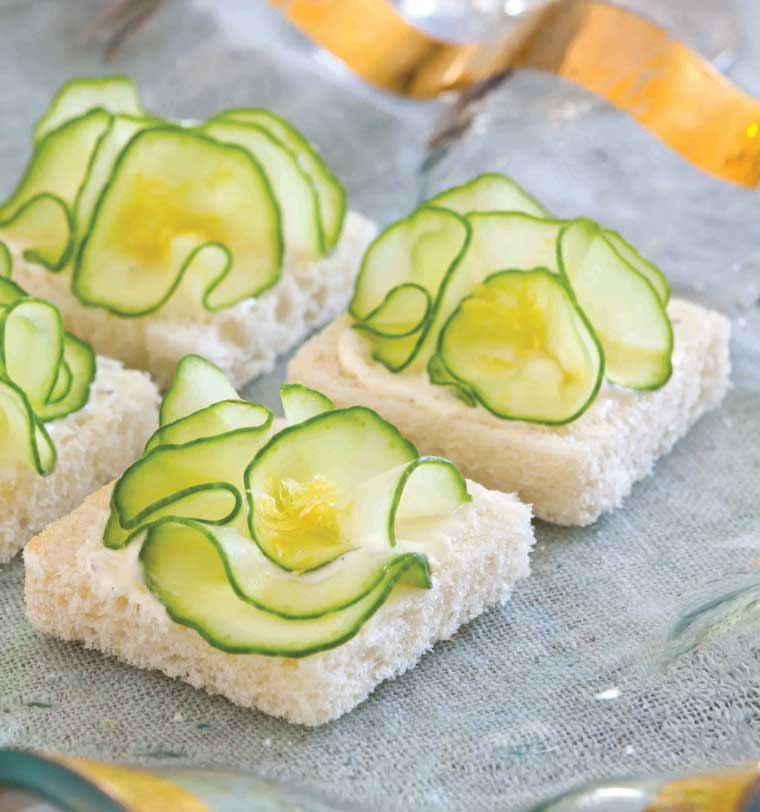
<box><xmin>349</xmin><ymin>172</ymin><xmax>673</xmax><ymax>425</ymax></box>
<box><xmin>103</xmin><ymin>356</ymin><xmax>470</xmax><ymax>657</ymax></box>
<box><xmin>0</xmin><ymin>76</ymin><xmax>346</xmax><ymax>316</ymax></box>
<box><xmin>0</xmin><ymin>276</ymin><xmax>94</xmax><ymax>475</ymax></box>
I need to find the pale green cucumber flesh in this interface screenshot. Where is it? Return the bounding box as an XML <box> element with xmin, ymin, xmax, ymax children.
<box><xmin>245</xmin><ymin>407</ymin><xmax>418</xmax><ymax>572</ymax></box>
<box><xmin>35</xmin><ymin>333</ymin><xmax>96</xmax><ymax>422</ymax></box>
<box><xmin>427</xmin><ymin>352</ymin><xmax>476</xmax><ymax>406</ymax></box>
<box><xmin>350</xmin><ymin>206</ymin><xmax>470</xmax><ymax>370</ymax></box>
<box><xmin>353</xmin><ymin>283</ymin><xmax>431</xmax><ymax>338</ymax></box>
<box><xmin>211</xmin><ymin>108</ymin><xmax>346</xmax><ymax>251</ymax></box>
<box><xmin>112</xmin><ymin>425</ymin><xmax>274</xmax><ymax>535</ymax></box>
<box><xmin>152</xmin><ymin>518</ymin><xmax>426</xmax><ymax>620</ymax></box>
<box><xmin>73</xmin><ymin>126</ymin><xmax>283</xmax><ymax>315</ymax></box>
<box><xmin>438</xmin><ymin>268</ymin><xmax>604</xmax><ymax>425</ymax></box>
<box><xmin>0</xmin><ymin>193</ymin><xmax>72</xmax><ymax>271</ymax></box>
<box><xmin>426</xmin><ymin>172</ymin><xmax>549</xmax><ymax>218</ymax></box>
<box><xmin>34</xmin><ymin>76</ymin><xmax>144</xmax><ymax>142</ymax></box>
<box><xmin>0</xmin><ymin>243</ymin><xmax>11</xmax><ymax>277</ymax></box>
<box><xmin>344</xmin><ymin>456</ymin><xmax>470</xmax><ymax>550</ymax></box>
<box><xmin>558</xmin><ymin>220</ymin><xmax>673</xmax><ymax>390</ymax></box>
<box><xmin>361</xmin><ymin>329</ymin><xmax>424</xmax><ymax>373</ymax></box>
<box><xmin>1</xmin><ymin>298</ymin><xmax>63</xmax><ymax>408</ymax></box>
<box><xmin>0</xmin><ymin>277</ymin><xmax>27</xmax><ymax>306</ymax></box>
<box><xmin>140</xmin><ymin>518</ymin><xmax>429</xmax><ymax>657</ymax></box>
<box><xmin>48</xmin><ymin>359</ymin><xmax>72</xmax><ymax>405</ymax></box>
<box><xmin>74</xmin><ymin>113</ymin><xmax>158</xmax><ymax>239</ymax></box>
<box><xmin>0</xmin><ymin>377</ymin><xmax>56</xmax><ymax>475</ymax></box>
<box><xmin>280</xmin><ymin>383</ymin><xmax>334</xmax><ymax>424</ymax></box>
<box><xmin>160</xmin><ymin>354</ymin><xmax>239</xmax><ymax>426</ymax></box>
<box><xmin>0</xmin><ymin>109</ymin><xmax>112</xmax><ymax>226</ymax></box>
<box><xmin>146</xmin><ymin>400</ymin><xmax>272</xmax><ymax>453</ymax></box>
<box><xmin>603</xmin><ymin>229</ymin><xmax>670</xmax><ymax>305</ymax></box>
<box><xmin>202</xmin><ymin>120</ymin><xmax>323</xmax><ymax>260</ymax></box>
<box><xmin>415</xmin><ymin>212</ymin><xmax>566</xmax><ymax>371</ymax></box>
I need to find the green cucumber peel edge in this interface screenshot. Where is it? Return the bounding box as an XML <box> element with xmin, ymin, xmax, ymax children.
<box><xmin>556</xmin><ymin>219</ymin><xmax>673</xmax><ymax>392</ymax></box>
<box><xmin>436</xmin><ymin>266</ymin><xmax>606</xmax><ymax>426</ymax></box>
<box><xmin>243</xmin><ymin>405</ymin><xmax>419</xmax><ymax>573</ymax></box>
<box><xmin>72</xmin><ymin>125</ymin><xmax>284</xmax><ymax>317</ymax></box>
<box><xmin>139</xmin><ymin>525</ymin><xmax>430</xmax><ymax>658</ymax></box>
<box><xmin>349</xmin><ymin>205</ymin><xmax>472</xmax><ymax>373</ymax></box>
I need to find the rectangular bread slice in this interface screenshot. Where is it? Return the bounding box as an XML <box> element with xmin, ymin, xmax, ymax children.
<box><xmin>14</xmin><ymin>211</ymin><xmax>376</xmax><ymax>390</ymax></box>
<box><xmin>288</xmin><ymin>299</ymin><xmax>731</xmax><ymax>526</ymax></box>
<box><xmin>1</xmin><ymin>358</ymin><xmax>159</xmax><ymax>563</ymax></box>
<box><xmin>24</xmin><ymin>480</ymin><xmax>533</xmax><ymax>726</ymax></box>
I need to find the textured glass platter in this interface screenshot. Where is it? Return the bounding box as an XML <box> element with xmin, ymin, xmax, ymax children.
<box><xmin>0</xmin><ymin>1</ymin><xmax>759</xmax><ymax>811</ymax></box>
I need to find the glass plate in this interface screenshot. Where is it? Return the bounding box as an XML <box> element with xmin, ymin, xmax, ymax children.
<box><xmin>0</xmin><ymin>2</ymin><xmax>758</xmax><ymax>811</ymax></box>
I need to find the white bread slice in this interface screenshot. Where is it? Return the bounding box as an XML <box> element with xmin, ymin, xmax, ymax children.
<box><xmin>24</xmin><ymin>480</ymin><xmax>533</xmax><ymax>726</ymax></box>
<box><xmin>289</xmin><ymin>299</ymin><xmax>731</xmax><ymax>526</ymax></box>
<box><xmin>13</xmin><ymin>211</ymin><xmax>376</xmax><ymax>390</ymax></box>
<box><xmin>1</xmin><ymin>358</ymin><xmax>159</xmax><ymax>563</ymax></box>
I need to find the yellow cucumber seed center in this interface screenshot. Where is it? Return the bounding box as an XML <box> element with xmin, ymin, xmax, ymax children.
<box><xmin>255</xmin><ymin>476</ymin><xmax>350</xmax><ymax>566</ymax></box>
<box><xmin>462</xmin><ymin>282</ymin><xmax>550</xmax><ymax>371</ymax></box>
<box><xmin>115</xmin><ymin>173</ymin><xmax>225</xmax><ymax>264</ymax></box>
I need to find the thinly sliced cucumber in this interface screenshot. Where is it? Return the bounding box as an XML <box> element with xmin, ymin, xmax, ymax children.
<box><xmin>35</xmin><ymin>333</ymin><xmax>96</xmax><ymax>422</ymax></box>
<box><xmin>343</xmin><ymin>456</ymin><xmax>470</xmax><ymax>548</ymax></box>
<box><xmin>212</xmin><ymin>108</ymin><xmax>345</xmax><ymax>251</ymax></box>
<box><xmin>359</xmin><ymin>330</ymin><xmax>423</xmax><ymax>373</ymax></box>
<box><xmin>103</xmin><ymin>485</ymin><xmax>241</xmax><ymax>550</ymax></box>
<box><xmin>203</xmin><ymin>120</ymin><xmax>323</xmax><ymax>260</ymax></box>
<box><xmin>74</xmin><ymin>126</ymin><xmax>283</xmax><ymax>315</ymax></box>
<box><xmin>350</xmin><ymin>206</ymin><xmax>470</xmax><ymax>370</ymax></box>
<box><xmin>558</xmin><ymin>220</ymin><xmax>673</xmax><ymax>390</ymax></box>
<box><xmin>140</xmin><ymin>518</ymin><xmax>429</xmax><ymax>657</ymax></box>
<box><xmin>438</xmin><ymin>268</ymin><xmax>604</xmax><ymax>425</ymax></box>
<box><xmin>0</xmin><ymin>193</ymin><xmax>71</xmax><ymax>271</ymax></box>
<box><xmin>0</xmin><ymin>243</ymin><xmax>10</xmax><ymax>277</ymax></box>
<box><xmin>158</xmin><ymin>519</ymin><xmax>425</xmax><ymax>619</ymax></box>
<box><xmin>0</xmin><ymin>377</ymin><xmax>56</xmax><ymax>474</ymax></box>
<box><xmin>74</xmin><ymin>113</ymin><xmax>158</xmax><ymax>238</ymax></box>
<box><xmin>427</xmin><ymin>352</ymin><xmax>476</xmax><ymax>406</ymax></box>
<box><xmin>0</xmin><ymin>109</ymin><xmax>112</xmax><ymax>223</ymax></box>
<box><xmin>160</xmin><ymin>354</ymin><xmax>239</xmax><ymax>426</ymax></box>
<box><xmin>47</xmin><ymin>359</ymin><xmax>72</xmax><ymax>405</ymax></box>
<box><xmin>354</xmin><ymin>284</ymin><xmax>431</xmax><ymax>338</ymax></box>
<box><xmin>146</xmin><ymin>400</ymin><xmax>271</xmax><ymax>452</ymax></box>
<box><xmin>414</xmin><ymin>212</ymin><xmax>565</xmax><ymax>370</ymax></box>
<box><xmin>34</xmin><ymin>76</ymin><xmax>144</xmax><ymax>143</ymax></box>
<box><xmin>280</xmin><ymin>383</ymin><xmax>334</xmax><ymax>424</ymax></box>
<box><xmin>245</xmin><ymin>407</ymin><xmax>417</xmax><ymax>572</ymax></box>
<box><xmin>603</xmin><ymin>229</ymin><xmax>669</xmax><ymax>305</ymax></box>
<box><xmin>1</xmin><ymin>299</ymin><xmax>63</xmax><ymax>408</ymax></box>
<box><xmin>427</xmin><ymin>172</ymin><xmax>549</xmax><ymax>217</ymax></box>
<box><xmin>111</xmin><ymin>425</ymin><xmax>274</xmax><ymax>539</ymax></box>
<box><xmin>0</xmin><ymin>277</ymin><xmax>27</xmax><ymax>306</ymax></box>
<box><xmin>393</xmin><ymin>456</ymin><xmax>470</xmax><ymax>521</ymax></box>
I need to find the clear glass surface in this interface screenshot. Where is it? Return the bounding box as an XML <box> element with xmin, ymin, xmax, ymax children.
<box><xmin>0</xmin><ymin>2</ymin><xmax>758</xmax><ymax>812</ymax></box>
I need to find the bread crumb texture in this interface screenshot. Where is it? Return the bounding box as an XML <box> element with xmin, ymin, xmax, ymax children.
<box><xmin>14</xmin><ymin>211</ymin><xmax>377</xmax><ymax>389</ymax></box>
<box><xmin>25</xmin><ymin>482</ymin><xmax>533</xmax><ymax>725</ymax></box>
<box><xmin>289</xmin><ymin>299</ymin><xmax>731</xmax><ymax>525</ymax></box>
<box><xmin>1</xmin><ymin>358</ymin><xmax>159</xmax><ymax>562</ymax></box>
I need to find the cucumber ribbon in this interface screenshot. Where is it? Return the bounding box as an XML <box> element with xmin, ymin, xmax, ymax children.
<box><xmin>350</xmin><ymin>172</ymin><xmax>673</xmax><ymax>425</ymax></box>
<box><xmin>104</xmin><ymin>357</ymin><xmax>471</xmax><ymax>657</ymax></box>
<box><xmin>0</xmin><ymin>277</ymin><xmax>95</xmax><ymax>475</ymax></box>
<box><xmin>0</xmin><ymin>76</ymin><xmax>346</xmax><ymax>317</ymax></box>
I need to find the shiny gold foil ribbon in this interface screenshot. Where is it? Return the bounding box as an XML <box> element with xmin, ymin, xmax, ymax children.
<box><xmin>645</xmin><ymin>763</ymin><xmax>760</xmax><ymax>811</ymax></box>
<box><xmin>54</xmin><ymin>755</ymin><xmax>209</xmax><ymax>812</ymax></box>
<box><xmin>271</xmin><ymin>0</ymin><xmax>760</xmax><ymax>187</ymax></box>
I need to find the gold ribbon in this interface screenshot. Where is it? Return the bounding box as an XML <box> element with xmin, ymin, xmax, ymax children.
<box><xmin>54</xmin><ymin>755</ymin><xmax>209</xmax><ymax>812</ymax></box>
<box><xmin>645</xmin><ymin>763</ymin><xmax>760</xmax><ymax>811</ymax></box>
<box><xmin>271</xmin><ymin>0</ymin><xmax>760</xmax><ymax>187</ymax></box>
